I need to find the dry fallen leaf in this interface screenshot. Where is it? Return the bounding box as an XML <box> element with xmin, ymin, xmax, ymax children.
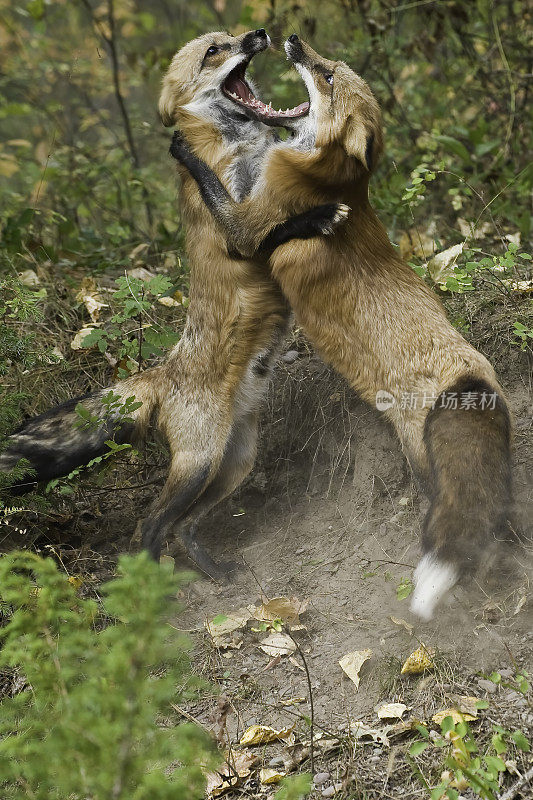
<box><xmin>204</xmin><ymin>770</ymin><xmax>238</xmax><ymax>798</ymax></box>
<box><xmin>506</xmin><ymin>231</ymin><xmax>521</xmax><ymax>246</ymax></box>
<box><xmin>457</xmin><ymin>218</ymin><xmax>492</xmax><ymax>239</ymax></box>
<box><xmin>70</xmin><ymin>324</ymin><xmax>101</xmax><ymax>350</ymax></box>
<box><xmin>76</xmin><ymin>277</ymin><xmax>108</xmax><ymax>323</ymax></box>
<box><xmin>401</xmin><ymin>644</ymin><xmax>435</xmax><ymax>675</ymax></box>
<box><xmin>288</xmin><ymin>656</ymin><xmax>305</xmax><ymax>671</ymax></box>
<box><xmin>157</xmin><ymin>290</ymin><xmax>184</xmax><ymax>307</ymax></box>
<box><xmin>455</xmin><ymin>695</ymin><xmax>483</xmax><ymax>717</ymax></box>
<box><xmin>253</xmin><ymin>595</ymin><xmax>309</xmax><ymax>625</ymax></box>
<box><xmin>376</xmin><ymin>703</ymin><xmax>410</xmax><ymax>720</ymax></box>
<box><xmin>127</xmin><ymin>265</ymin><xmax>154</xmax><ymax>281</ymax></box>
<box><xmin>339</xmin><ymin>649</ymin><xmax>373</xmax><ymax>689</ymax></box>
<box><xmin>280</xmin><ymin>697</ymin><xmax>307</xmax><ymax>706</ymax></box>
<box><xmin>427</xmin><ymin>242</ymin><xmax>465</xmax><ymax>283</ymax></box>
<box><xmin>501</xmin><ymin>279</ymin><xmax>533</xmax><ymax>294</ymax></box>
<box><xmin>259</xmin><ymin>632</ymin><xmax>296</xmax><ymax>658</ymax></box>
<box><xmin>390</xmin><ymin>616</ymin><xmax>414</xmax><ymax>634</ymax></box>
<box><xmin>128</xmin><ymin>243</ymin><xmax>150</xmax><ymax>263</ymax></box>
<box><xmin>204</xmin><ymin>749</ymin><xmax>259</xmax><ymax>797</ymax></box>
<box><xmin>260</xmin><ymin>768</ymin><xmax>286</xmax><ymax>785</ymax></box>
<box><xmin>349</xmin><ymin>721</ymin><xmax>390</xmax><ymax>746</ymax></box>
<box><xmin>205</xmin><ymin>608</ymin><xmax>251</xmax><ymax>649</ymax></box>
<box><xmin>388</xmin><ymin>718</ymin><xmax>427</xmax><ymax>737</ymax></box>
<box><xmin>67</xmin><ymin>575</ymin><xmax>83</xmax><ymax>591</ymax></box>
<box><xmin>240</xmin><ymin>724</ymin><xmax>294</xmax><ymax>746</ymax></box>
<box><xmin>18</xmin><ymin>269</ymin><xmax>40</xmax><ymax>287</ymax></box>
<box><xmin>514</xmin><ymin>592</ymin><xmax>527</xmax><ymax>615</ymax></box>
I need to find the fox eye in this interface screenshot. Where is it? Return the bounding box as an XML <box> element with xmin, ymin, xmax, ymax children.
<box><xmin>325</xmin><ymin>73</ymin><xmax>334</xmax><ymax>85</ymax></box>
<box><xmin>205</xmin><ymin>45</ymin><xmax>219</xmax><ymax>57</ymax></box>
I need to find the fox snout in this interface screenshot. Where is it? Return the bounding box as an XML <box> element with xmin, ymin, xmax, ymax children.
<box><xmin>240</xmin><ymin>28</ymin><xmax>270</xmax><ymax>56</ymax></box>
<box><xmin>285</xmin><ymin>33</ymin><xmax>307</xmax><ymax>65</ymax></box>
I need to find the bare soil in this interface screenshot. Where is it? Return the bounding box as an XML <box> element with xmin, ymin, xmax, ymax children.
<box><xmin>4</xmin><ymin>336</ymin><xmax>533</xmax><ymax>798</ymax></box>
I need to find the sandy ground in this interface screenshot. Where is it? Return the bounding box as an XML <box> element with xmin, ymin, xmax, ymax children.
<box><xmin>5</xmin><ymin>345</ymin><xmax>532</xmax><ymax>798</ymax></box>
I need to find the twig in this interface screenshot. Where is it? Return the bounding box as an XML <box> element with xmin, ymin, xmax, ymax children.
<box><xmin>498</xmin><ymin>766</ymin><xmax>533</xmax><ymax>800</ymax></box>
<box><xmin>170</xmin><ymin>702</ymin><xmax>213</xmax><ymax>735</ymax></box>
<box><xmin>78</xmin><ymin>0</ymin><xmax>153</xmax><ymax>232</ymax></box>
<box><xmin>285</xmin><ymin>630</ymin><xmax>315</xmax><ymax>774</ymax></box>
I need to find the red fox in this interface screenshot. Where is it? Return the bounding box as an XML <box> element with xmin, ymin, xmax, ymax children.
<box><xmin>169</xmin><ymin>34</ymin><xmax>514</xmax><ymax>619</ymax></box>
<box><xmin>0</xmin><ymin>30</ymin><xmax>345</xmax><ymax>576</ymax></box>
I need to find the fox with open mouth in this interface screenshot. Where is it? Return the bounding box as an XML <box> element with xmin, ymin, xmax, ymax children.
<box><xmin>0</xmin><ymin>30</ymin><xmax>346</xmax><ymax>576</ymax></box>
<box><xmin>170</xmin><ymin>33</ymin><xmax>515</xmax><ymax>620</ymax></box>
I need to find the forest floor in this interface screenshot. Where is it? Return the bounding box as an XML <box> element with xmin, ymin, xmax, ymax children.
<box><xmin>3</xmin><ymin>319</ymin><xmax>533</xmax><ymax>799</ymax></box>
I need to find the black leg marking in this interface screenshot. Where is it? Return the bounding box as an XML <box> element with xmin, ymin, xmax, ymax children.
<box><xmin>170</xmin><ymin>131</ymin><xmax>231</xmax><ymax>215</ymax></box>
<box><xmin>258</xmin><ymin>203</ymin><xmax>350</xmax><ymax>255</ymax></box>
<box><xmin>141</xmin><ymin>463</ymin><xmax>211</xmax><ymax>561</ymax></box>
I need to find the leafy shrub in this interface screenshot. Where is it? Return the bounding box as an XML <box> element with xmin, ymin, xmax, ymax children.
<box><xmin>0</xmin><ymin>551</ymin><xmax>215</xmax><ymax>799</ymax></box>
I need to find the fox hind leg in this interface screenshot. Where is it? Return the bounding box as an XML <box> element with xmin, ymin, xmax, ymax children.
<box><xmin>172</xmin><ymin>408</ymin><xmax>261</xmax><ymax>579</ymax></box>
<box><xmin>410</xmin><ymin>377</ymin><xmax>512</xmax><ymax>619</ymax></box>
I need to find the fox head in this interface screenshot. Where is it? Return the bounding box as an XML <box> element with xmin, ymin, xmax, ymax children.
<box><xmin>284</xmin><ymin>34</ymin><xmax>383</xmax><ymax>176</ymax></box>
<box><xmin>159</xmin><ymin>30</ymin><xmax>312</xmax><ymax>133</ymax></box>
<box><xmin>159</xmin><ymin>29</ymin><xmax>269</xmax><ymax>127</ymax></box>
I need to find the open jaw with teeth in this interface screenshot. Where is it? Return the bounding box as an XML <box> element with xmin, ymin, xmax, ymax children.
<box><xmin>222</xmin><ymin>61</ymin><xmax>309</xmax><ymax>123</ymax></box>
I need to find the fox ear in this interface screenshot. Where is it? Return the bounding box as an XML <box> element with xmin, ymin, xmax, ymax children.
<box><xmin>343</xmin><ymin>115</ymin><xmax>376</xmax><ymax>171</ymax></box>
<box><xmin>158</xmin><ymin>82</ymin><xmax>176</xmax><ymax>127</ymax></box>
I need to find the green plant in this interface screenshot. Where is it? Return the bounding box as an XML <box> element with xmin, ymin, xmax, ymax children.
<box><xmin>408</xmin><ymin>711</ymin><xmax>531</xmax><ymax>800</ymax></box>
<box><xmin>80</xmin><ymin>274</ymin><xmax>181</xmax><ymax>377</ymax></box>
<box><xmin>397</xmin><ymin>577</ymin><xmax>414</xmax><ymax>601</ymax></box>
<box><xmin>488</xmin><ymin>668</ymin><xmax>530</xmax><ymax>694</ymax></box>
<box><xmin>274</xmin><ymin>774</ymin><xmax>312</xmax><ymax>799</ymax></box>
<box><xmin>0</xmin><ymin>550</ymin><xmax>215</xmax><ymax>799</ymax></box>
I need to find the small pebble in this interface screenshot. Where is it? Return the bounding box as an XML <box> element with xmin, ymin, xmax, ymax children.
<box><xmin>499</xmin><ymin>668</ymin><xmax>513</xmax><ymax>678</ymax></box>
<box><xmin>269</xmin><ymin>756</ymin><xmax>286</xmax><ymax>769</ymax></box>
<box><xmin>282</xmin><ymin>349</ymin><xmax>299</xmax><ymax>364</ymax></box>
<box><xmin>321</xmin><ymin>787</ymin><xmax>335</xmax><ymax>798</ymax></box>
<box><xmin>313</xmin><ymin>772</ymin><xmax>330</xmax><ymax>785</ymax></box>
<box><xmin>477</xmin><ymin>678</ymin><xmax>497</xmax><ymax>694</ymax></box>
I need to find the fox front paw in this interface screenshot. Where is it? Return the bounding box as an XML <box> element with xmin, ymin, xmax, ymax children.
<box><xmin>316</xmin><ymin>202</ymin><xmax>351</xmax><ymax>235</ymax></box>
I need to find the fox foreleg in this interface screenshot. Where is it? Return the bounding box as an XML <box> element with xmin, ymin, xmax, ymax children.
<box><xmin>169</xmin><ymin>130</ymin><xmax>350</xmax><ymax>257</ymax></box>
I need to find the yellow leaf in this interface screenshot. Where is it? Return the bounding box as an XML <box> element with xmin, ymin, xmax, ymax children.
<box><xmin>68</xmin><ymin>575</ymin><xmax>83</xmax><ymax>591</ymax></box>
<box><xmin>239</xmin><ymin>724</ymin><xmax>294</xmax><ymax>746</ymax></box>
<box><xmin>339</xmin><ymin>649</ymin><xmax>373</xmax><ymax>689</ymax></box>
<box><xmin>205</xmin><ymin>608</ymin><xmax>251</xmax><ymax>649</ymax></box>
<box><xmin>260</xmin><ymin>768</ymin><xmax>286</xmax><ymax>785</ymax></box>
<box><xmin>253</xmin><ymin>595</ymin><xmax>309</xmax><ymax>624</ymax></box>
<box><xmin>400</xmin><ymin>644</ymin><xmax>435</xmax><ymax>675</ymax></box>
<box><xmin>432</xmin><ymin>708</ymin><xmax>476</xmax><ymax>725</ymax></box>
<box><xmin>399</xmin><ymin>228</ymin><xmax>436</xmax><ymax>261</ymax></box>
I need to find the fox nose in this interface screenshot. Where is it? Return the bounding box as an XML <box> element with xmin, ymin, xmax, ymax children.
<box><xmin>288</xmin><ymin>33</ymin><xmax>299</xmax><ymax>43</ymax></box>
<box><xmin>255</xmin><ymin>28</ymin><xmax>267</xmax><ymax>38</ymax></box>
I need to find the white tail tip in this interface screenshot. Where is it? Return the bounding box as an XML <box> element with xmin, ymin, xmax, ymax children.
<box><xmin>410</xmin><ymin>553</ymin><xmax>458</xmax><ymax>620</ymax></box>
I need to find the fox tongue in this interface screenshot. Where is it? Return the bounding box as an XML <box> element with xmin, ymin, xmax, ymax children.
<box><xmin>226</xmin><ymin>76</ymin><xmax>252</xmax><ymax>102</ymax></box>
